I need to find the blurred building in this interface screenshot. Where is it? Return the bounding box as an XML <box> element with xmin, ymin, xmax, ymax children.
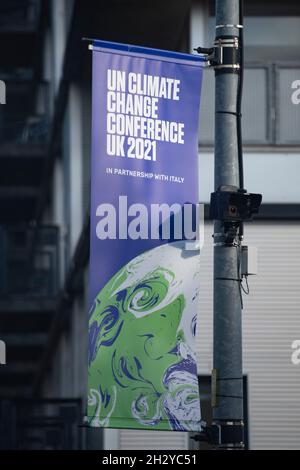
<box><xmin>0</xmin><ymin>0</ymin><xmax>300</xmax><ymax>450</ymax></box>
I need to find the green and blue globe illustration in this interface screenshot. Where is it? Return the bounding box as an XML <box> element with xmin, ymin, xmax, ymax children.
<box><xmin>88</xmin><ymin>242</ymin><xmax>201</xmax><ymax>431</ymax></box>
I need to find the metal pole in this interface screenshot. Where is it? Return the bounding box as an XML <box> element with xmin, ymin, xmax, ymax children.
<box><xmin>213</xmin><ymin>0</ymin><xmax>244</xmax><ymax>448</ymax></box>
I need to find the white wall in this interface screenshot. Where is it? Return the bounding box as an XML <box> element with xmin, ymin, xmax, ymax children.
<box><xmin>199</xmin><ymin>151</ymin><xmax>300</xmax><ymax>204</ymax></box>
<box><xmin>189</xmin><ymin>0</ymin><xmax>209</xmax><ymax>52</ymax></box>
<box><xmin>197</xmin><ymin>221</ymin><xmax>300</xmax><ymax>449</ymax></box>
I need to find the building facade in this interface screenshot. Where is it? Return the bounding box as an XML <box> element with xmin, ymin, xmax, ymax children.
<box><xmin>1</xmin><ymin>0</ymin><xmax>300</xmax><ymax>450</ymax></box>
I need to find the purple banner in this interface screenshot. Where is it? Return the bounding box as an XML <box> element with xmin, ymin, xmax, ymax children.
<box><xmin>88</xmin><ymin>41</ymin><xmax>203</xmax><ymax>431</ymax></box>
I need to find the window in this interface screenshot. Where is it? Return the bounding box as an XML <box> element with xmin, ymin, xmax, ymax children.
<box><xmin>199</xmin><ymin>15</ymin><xmax>300</xmax><ymax>146</ymax></box>
<box><xmin>277</xmin><ymin>65</ymin><xmax>300</xmax><ymax>144</ymax></box>
<box><xmin>199</xmin><ymin>63</ymin><xmax>300</xmax><ymax>146</ymax></box>
<box><xmin>199</xmin><ymin>65</ymin><xmax>271</xmax><ymax>145</ymax></box>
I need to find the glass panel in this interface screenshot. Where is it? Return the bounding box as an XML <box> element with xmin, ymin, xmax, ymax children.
<box><xmin>199</xmin><ymin>67</ymin><xmax>215</xmax><ymax>144</ymax></box>
<box><xmin>277</xmin><ymin>67</ymin><xmax>300</xmax><ymax>144</ymax></box>
<box><xmin>242</xmin><ymin>67</ymin><xmax>269</xmax><ymax>144</ymax></box>
<box><xmin>198</xmin><ymin>67</ymin><xmax>269</xmax><ymax>145</ymax></box>
<box><xmin>245</xmin><ymin>17</ymin><xmax>300</xmax><ymax>48</ymax></box>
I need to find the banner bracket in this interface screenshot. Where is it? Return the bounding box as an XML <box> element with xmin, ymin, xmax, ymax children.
<box><xmin>194</xmin><ymin>36</ymin><xmax>241</xmax><ymax>71</ymax></box>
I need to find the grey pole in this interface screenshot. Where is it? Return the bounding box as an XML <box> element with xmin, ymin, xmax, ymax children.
<box><xmin>212</xmin><ymin>0</ymin><xmax>244</xmax><ymax>447</ymax></box>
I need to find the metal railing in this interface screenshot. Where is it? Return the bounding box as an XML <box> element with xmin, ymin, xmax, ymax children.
<box><xmin>0</xmin><ymin>0</ymin><xmax>39</xmax><ymax>28</ymax></box>
<box><xmin>0</xmin><ymin>398</ymin><xmax>83</xmax><ymax>450</ymax></box>
<box><xmin>0</xmin><ymin>80</ymin><xmax>50</xmax><ymax>144</ymax></box>
<box><xmin>0</xmin><ymin>225</ymin><xmax>60</xmax><ymax>298</ymax></box>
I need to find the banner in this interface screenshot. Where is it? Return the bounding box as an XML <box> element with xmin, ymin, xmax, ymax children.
<box><xmin>88</xmin><ymin>40</ymin><xmax>204</xmax><ymax>432</ymax></box>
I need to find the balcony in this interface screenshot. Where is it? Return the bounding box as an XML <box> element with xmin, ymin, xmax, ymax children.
<box><xmin>0</xmin><ymin>225</ymin><xmax>59</xmax><ymax>397</ymax></box>
<box><xmin>0</xmin><ymin>0</ymin><xmax>40</xmax><ymax>32</ymax></box>
<box><xmin>0</xmin><ymin>225</ymin><xmax>60</xmax><ymax>299</ymax></box>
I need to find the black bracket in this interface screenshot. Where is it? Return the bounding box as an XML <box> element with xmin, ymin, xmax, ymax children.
<box><xmin>210</xmin><ymin>186</ymin><xmax>262</xmax><ymax>223</ymax></box>
<box><xmin>194</xmin><ymin>36</ymin><xmax>240</xmax><ymax>72</ymax></box>
<box><xmin>209</xmin><ymin>186</ymin><xmax>262</xmax><ymax>245</ymax></box>
<box><xmin>191</xmin><ymin>421</ymin><xmax>244</xmax><ymax>449</ymax></box>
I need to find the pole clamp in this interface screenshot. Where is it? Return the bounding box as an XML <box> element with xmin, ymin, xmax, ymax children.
<box><xmin>210</xmin><ymin>420</ymin><xmax>245</xmax><ymax>448</ymax></box>
<box><xmin>212</xmin><ymin>37</ymin><xmax>240</xmax><ymax>71</ymax></box>
<box><xmin>194</xmin><ymin>37</ymin><xmax>240</xmax><ymax>71</ymax></box>
<box><xmin>216</xmin><ymin>24</ymin><xmax>244</xmax><ymax>30</ymax></box>
<box><xmin>191</xmin><ymin>421</ymin><xmax>245</xmax><ymax>448</ymax></box>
